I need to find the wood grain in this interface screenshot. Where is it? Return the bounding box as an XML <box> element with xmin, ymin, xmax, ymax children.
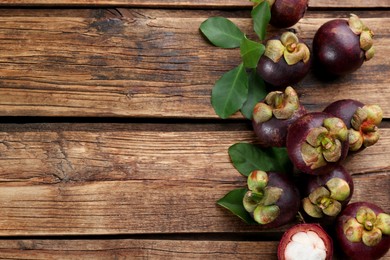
<box><xmin>0</xmin><ymin>239</ymin><xmax>279</xmax><ymax>259</ymax></box>
<box><xmin>0</xmin><ymin>0</ymin><xmax>388</xmax><ymax>8</ymax></box>
<box><xmin>0</xmin><ymin>239</ymin><xmax>388</xmax><ymax>259</ymax></box>
<box><xmin>0</xmin><ymin>10</ymin><xmax>388</xmax><ymax>118</ymax></box>
<box><xmin>0</xmin><ymin>124</ymin><xmax>388</xmax><ymax>236</ymax></box>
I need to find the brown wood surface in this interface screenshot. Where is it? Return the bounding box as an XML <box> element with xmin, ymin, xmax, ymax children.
<box><xmin>0</xmin><ymin>2</ymin><xmax>389</xmax><ymax>259</ymax></box>
<box><xmin>0</xmin><ymin>9</ymin><xmax>388</xmax><ymax>118</ymax></box>
<box><xmin>0</xmin><ymin>124</ymin><xmax>388</xmax><ymax>236</ymax></box>
<box><xmin>0</xmin><ymin>239</ymin><xmax>279</xmax><ymax>259</ymax></box>
<box><xmin>0</xmin><ymin>239</ymin><xmax>388</xmax><ymax>259</ymax></box>
<box><xmin>0</xmin><ymin>0</ymin><xmax>388</xmax><ymax>8</ymax></box>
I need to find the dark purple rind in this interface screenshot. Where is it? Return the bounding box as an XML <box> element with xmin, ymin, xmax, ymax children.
<box><xmin>278</xmin><ymin>223</ymin><xmax>333</xmax><ymax>260</ymax></box>
<box><xmin>305</xmin><ymin>165</ymin><xmax>354</xmax><ymax>206</ymax></box>
<box><xmin>336</xmin><ymin>202</ymin><xmax>390</xmax><ymax>260</ymax></box>
<box><xmin>258</xmin><ymin>171</ymin><xmax>300</xmax><ymax>229</ymax></box>
<box><xmin>257</xmin><ymin>55</ymin><xmax>311</xmax><ymax>87</ymax></box>
<box><xmin>270</xmin><ymin>0</ymin><xmax>309</xmax><ymax>28</ymax></box>
<box><xmin>286</xmin><ymin>112</ymin><xmax>349</xmax><ymax>175</ymax></box>
<box><xmin>323</xmin><ymin>99</ymin><xmax>364</xmax><ymax>128</ymax></box>
<box><xmin>301</xmin><ymin>165</ymin><xmax>354</xmax><ymax>226</ymax></box>
<box><xmin>252</xmin><ymin>104</ymin><xmax>307</xmax><ymax>147</ymax></box>
<box><xmin>313</xmin><ymin>19</ymin><xmax>364</xmax><ymax>76</ymax></box>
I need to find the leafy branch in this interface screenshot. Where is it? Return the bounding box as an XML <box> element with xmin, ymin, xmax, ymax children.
<box><xmin>199</xmin><ymin>2</ymin><xmax>271</xmax><ymax>119</ymax></box>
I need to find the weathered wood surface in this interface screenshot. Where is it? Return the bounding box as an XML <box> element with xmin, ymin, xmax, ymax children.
<box><xmin>0</xmin><ymin>240</ymin><xmax>387</xmax><ymax>259</ymax></box>
<box><xmin>0</xmin><ymin>239</ymin><xmax>388</xmax><ymax>259</ymax></box>
<box><xmin>0</xmin><ymin>9</ymin><xmax>389</xmax><ymax>118</ymax></box>
<box><xmin>0</xmin><ymin>2</ymin><xmax>389</xmax><ymax>259</ymax></box>
<box><xmin>0</xmin><ymin>124</ymin><xmax>388</xmax><ymax>236</ymax></box>
<box><xmin>0</xmin><ymin>0</ymin><xmax>388</xmax><ymax>8</ymax></box>
<box><xmin>0</xmin><ymin>239</ymin><xmax>280</xmax><ymax>259</ymax></box>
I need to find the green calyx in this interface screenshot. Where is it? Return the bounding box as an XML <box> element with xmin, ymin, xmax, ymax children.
<box><xmin>301</xmin><ymin>117</ymin><xmax>348</xmax><ymax>170</ymax></box>
<box><xmin>348</xmin><ymin>14</ymin><xmax>375</xmax><ymax>61</ymax></box>
<box><xmin>253</xmin><ymin>86</ymin><xmax>300</xmax><ymax>124</ymax></box>
<box><xmin>264</xmin><ymin>31</ymin><xmax>310</xmax><ymax>65</ymax></box>
<box><xmin>349</xmin><ymin>105</ymin><xmax>383</xmax><ymax>151</ymax></box>
<box><xmin>243</xmin><ymin>170</ymin><xmax>283</xmax><ymax>225</ymax></box>
<box><xmin>343</xmin><ymin>206</ymin><xmax>390</xmax><ymax>246</ymax></box>
<box><xmin>302</xmin><ymin>177</ymin><xmax>350</xmax><ymax>218</ymax></box>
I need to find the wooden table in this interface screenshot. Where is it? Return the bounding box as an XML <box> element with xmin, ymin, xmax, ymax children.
<box><xmin>0</xmin><ymin>0</ymin><xmax>388</xmax><ymax>259</ymax></box>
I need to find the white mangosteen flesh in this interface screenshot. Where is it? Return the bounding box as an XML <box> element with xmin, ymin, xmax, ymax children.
<box><xmin>284</xmin><ymin>231</ymin><xmax>327</xmax><ymax>260</ymax></box>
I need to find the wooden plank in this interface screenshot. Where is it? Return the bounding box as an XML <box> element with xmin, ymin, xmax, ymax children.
<box><xmin>0</xmin><ymin>239</ymin><xmax>388</xmax><ymax>259</ymax></box>
<box><xmin>0</xmin><ymin>0</ymin><xmax>388</xmax><ymax>8</ymax></box>
<box><xmin>0</xmin><ymin>239</ymin><xmax>279</xmax><ymax>259</ymax></box>
<box><xmin>0</xmin><ymin>10</ymin><xmax>389</xmax><ymax>119</ymax></box>
<box><xmin>0</xmin><ymin>125</ymin><xmax>388</xmax><ymax>235</ymax></box>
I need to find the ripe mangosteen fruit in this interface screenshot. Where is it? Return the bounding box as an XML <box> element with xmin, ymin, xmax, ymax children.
<box><xmin>313</xmin><ymin>14</ymin><xmax>374</xmax><ymax>76</ymax></box>
<box><xmin>336</xmin><ymin>202</ymin><xmax>390</xmax><ymax>260</ymax></box>
<box><xmin>301</xmin><ymin>165</ymin><xmax>354</xmax><ymax>225</ymax></box>
<box><xmin>323</xmin><ymin>99</ymin><xmax>383</xmax><ymax>152</ymax></box>
<box><xmin>252</xmin><ymin>86</ymin><xmax>306</xmax><ymax>147</ymax></box>
<box><xmin>286</xmin><ymin>112</ymin><xmax>349</xmax><ymax>175</ymax></box>
<box><xmin>264</xmin><ymin>0</ymin><xmax>309</xmax><ymax>28</ymax></box>
<box><xmin>278</xmin><ymin>223</ymin><xmax>333</xmax><ymax>260</ymax></box>
<box><xmin>257</xmin><ymin>31</ymin><xmax>311</xmax><ymax>87</ymax></box>
<box><xmin>243</xmin><ymin>170</ymin><xmax>300</xmax><ymax>228</ymax></box>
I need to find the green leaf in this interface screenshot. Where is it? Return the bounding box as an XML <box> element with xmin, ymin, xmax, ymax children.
<box><xmin>199</xmin><ymin>17</ymin><xmax>245</xmax><ymax>48</ymax></box>
<box><xmin>228</xmin><ymin>143</ymin><xmax>293</xmax><ymax>176</ymax></box>
<box><xmin>217</xmin><ymin>188</ymin><xmax>256</xmax><ymax>224</ymax></box>
<box><xmin>240</xmin><ymin>36</ymin><xmax>265</xmax><ymax>69</ymax></box>
<box><xmin>211</xmin><ymin>63</ymin><xmax>248</xmax><ymax>119</ymax></box>
<box><xmin>241</xmin><ymin>70</ymin><xmax>267</xmax><ymax>119</ymax></box>
<box><xmin>251</xmin><ymin>1</ymin><xmax>271</xmax><ymax>41</ymax></box>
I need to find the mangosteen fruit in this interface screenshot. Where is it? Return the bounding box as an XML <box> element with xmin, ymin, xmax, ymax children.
<box><xmin>278</xmin><ymin>223</ymin><xmax>333</xmax><ymax>260</ymax></box>
<box><xmin>286</xmin><ymin>112</ymin><xmax>349</xmax><ymax>175</ymax></box>
<box><xmin>243</xmin><ymin>170</ymin><xmax>300</xmax><ymax>228</ymax></box>
<box><xmin>252</xmin><ymin>86</ymin><xmax>306</xmax><ymax>147</ymax></box>
<box><xmin>313</xmin><ymin>14</ymin><xmax>374</xmax><ymax>76</ymax></box>
<box><xmin>323</xmin><ymin>99</ymin><xmax>383</xmax><ymax>152</ymax></box>
<box><xmin>262</xmin><ymin>0</ymin><xmax>309</xmax><ymax>28</ymax></box>
<box><xmin>336</xmin><ymin>202</ymin><xmax>390</xmax><ymax>260</ymax></box>
<box><xmin>257</xmin><ymin>31</ymin><xmax>311</xmax><ymax>87</ymax></box>
<box><xmin>301</xmin><ymin>165</ymin><xmax>353</xmax><ymax>224</ymax></box>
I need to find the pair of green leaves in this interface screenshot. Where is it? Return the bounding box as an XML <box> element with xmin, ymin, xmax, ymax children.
<box><xmin>199</xmin><ymin>2</ymin><xmax>271</xmax><ymax>119</ymax></box>
<box><xmin>217</xmin><ymin>143</ymin><xmax>293</xmax><ymax>224</ymax></box>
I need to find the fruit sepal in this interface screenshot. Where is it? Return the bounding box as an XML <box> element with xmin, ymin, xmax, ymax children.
<box><xmin>348</xmin><ymin>14</ymin><xmax>375</xmax><ymax>61</ymax></box>
<box><xmin>264</xmin><ymin>31</ymin><xmax>311</xmax><ymax>65</ymax></box>
<box><xmin>300</xmin><ymin>117</ymin><xmax>348</xmax><ymax>170</ymax></box>
<box><xmin>342</xmin><ymin>206</ymin><xmax>390</xmax><ymax>247</ymax></box>
<box><xmin>243</xmin><ymin>170</ymin><xmax>284</xmax><ymax>225</ymax></box>
<box><xmin>253</xmin><ymin>86</ymin><xmax>301</xmax><ymax>124</ymax></box>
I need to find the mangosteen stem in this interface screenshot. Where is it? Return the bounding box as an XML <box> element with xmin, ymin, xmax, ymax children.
<box><xmin>321</xmin><ymin>137</ymin><xmax>333</xmax><ymax>149</ymax></box>
<box><xmin>320</xmin><ymin>197</ymin><xmax>331</xmax><ymax>209</ymax></box>
<box><xmin>297</xmin><ymin>211</ymin><xmax>306</xmax><ymax>223</ymax></box>
<box><xmin>248</xmin><ymin>191</ymin><xmax>264</xmax><ymax>203</ymax></box>
<box><xmin>264</xmin><ymin>31</ymin><xmax>311</xmax><ymax>66</ymax></box>
<box><xmin>361</xmin><ymin>123</ymin><xmax>378</xmax><ymax>133</ymax></box>
<box><xmin>286</xmin><ymin>43</ymin><xmax>297</xmax><ymax>52</ymax></box>
<box><xmin>364</xmin><ymin>220</ymin><xmax>374</xmax><ymax>231</ymax></box>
